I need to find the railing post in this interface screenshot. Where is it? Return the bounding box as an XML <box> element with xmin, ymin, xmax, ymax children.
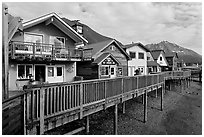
<box><xmin>33</xmin><ymin>43</ymin><xmax>35</xmax><ymax>57</ymax></box>
<box><xmin>39</xmin><ymin>87</ymin><xmax>45</xmax><ymax>135</ymax></box>
<box><xmin>121</xmin><ymin>78</ymin><xmax>125</xmax><ymax>114</ymax></box>
<box><xmin>85</xmin><ymin>116</ymin><xmax>89</xmax><ymax>134</ymax></box>
<box><xmin>23</xmin><ymin>93</ymin><xmax>27</xmax><ymax>135</ymax></box>
<box><xmin>104</xmin><ymin>81</ymin><xmax>107</xmax><ymax>110</ymax></box>
<box><xmin>161</xmin><ymin>84</ymin><xmax>164</xmax><ymax>111</ymax></box>
<box><xmin>80</xmin><ymin>82</ymin><xmax>83</xmax><ymax>119</ymax></box>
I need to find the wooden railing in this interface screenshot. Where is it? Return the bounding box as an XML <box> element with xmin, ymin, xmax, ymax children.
<box><xmin>2</xmin><ymin>71</ymin><xmax>191</xmax><ymax>135</ymax></box>
<box><xmin>9</xmin><ymin>41</ymin><xmax>92</xmax><ymax>61</ymax></box>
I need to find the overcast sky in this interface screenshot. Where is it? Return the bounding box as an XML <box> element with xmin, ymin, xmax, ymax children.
<box><xmin>5</xmin><ymin>2</ymin><xmax>202</xmax><ymax>55</ymax></box>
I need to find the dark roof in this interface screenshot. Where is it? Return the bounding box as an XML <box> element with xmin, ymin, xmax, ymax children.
<box><xmin>123</xmin><ymin>42</ymin><xmax>150</xmax><ymax>52</ymax></box>
<box><xmin>165</xmin><ymin>52</ymin><xmax>178</xmax><ymax>58</ymax></box>
<box><xmin>93</xmin><ymin>53</ymin><xmax>120</xmax><ymax>65</ymax></box>
<box><xmin>151</xmin><ymin>50</ymin><xmax>162</xmax><ymax>60</ymax></box>
<box><xmin>85</xmin><ymin>39</ymin><xmax>131</xmax><ymax>60</ymax></box>
<box><xmin>147</xmin><ymin>61</ymin><xmax>160</xmax><ymax>67</ymax></box>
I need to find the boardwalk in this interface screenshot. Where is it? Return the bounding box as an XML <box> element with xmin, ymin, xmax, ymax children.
<box><xmin>2</xmin><ymin>71</ymin><xmax>191</xmax><ymax>135</ymax></box>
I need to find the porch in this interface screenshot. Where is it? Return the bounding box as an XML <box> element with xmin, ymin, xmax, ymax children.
<box><xmin>9</xmin><ymin>41</ymin><xmax>93</xmax><ymax>61</ymax></box>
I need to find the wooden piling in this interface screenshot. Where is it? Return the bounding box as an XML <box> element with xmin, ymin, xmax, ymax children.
<box><xmin>114</xmin><ymin>104</ymin><xmax>118</xmax><ymax>135</ymax></box>
<box><xmin>85</xmin><ymin>116</ymin><xmax>89</xmax><ymax>134</ymax></box>
<box><xmin>122</xmin><ymin>101</ymin><xmax>125</xmax><ymax>114</ymax></box>
<box><xmin>143</xmin><ymin>90</ymin><xmax>147</xmax><ymax>123</ymax></box>
<box><xmin>155</xmin><ymin>86</ymin><xmax>158</xmax><ymax>98</ymax></box>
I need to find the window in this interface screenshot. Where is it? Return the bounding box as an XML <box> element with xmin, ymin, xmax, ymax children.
<box><xmin>160</xmin><ymin>56</ymin><xmax>162</xmax><ymax>61</ymax></box>
<box><xmin>24</xmin><ymin>33</ymin><xmax>43</xmax><ymax>52</ymax></box>
<box><xmin>129</xmin><ymin>52</ymin><xmax>136</xmax><ymax>59</ymax></box>
<box><xmin>76</xmin><ymin>26</ymin><xmax>83</xmax><ymax>34</ymax></box>
<box><xmin>101</xmin><ymin>66</ymin><xmax>109</xmax><ymax>76</ymax></box>
<box><xmin>57</xmin><ymin>67</ymin><xmax>63</xmax><ymax>76</ymax></box>
<box><xmin>17</xmin><ymin>65</ymin><xmax>33</xmax><ymax>79</ymax></box>
<box><xmin>147</xmin><ymin>56</ymin><xmax>150</xmax><ymax>60</ymax></box>
<box><xmin>48</xmin><ymin>67</ymin><xmax>54</xmax><ymax>77</ymax></box>
<box><xmin>117</xmin><ymin>67</ymin><xmax>123</xmax><ymax>76</ymax></box>
<box><xmin>111</xmin><ymin>67</ymin><xmax>115</xmax><ymax>75</ymax></box>
<box><xmin>50</xmin><ymin>36</ymin><xmax>65</xmax><ymax>52</ymax></box>
<box><xmin>109</xmin><ymin>45</ymin><xmax>115</xmax><ymax>51</ymax></box>
<box><xmin>138</xmin><ymin>53</ymin><xmax>144</xmax><ymax>59</ymax></box>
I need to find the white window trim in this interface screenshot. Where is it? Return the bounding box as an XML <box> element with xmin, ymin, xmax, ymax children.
<box><xmin>17</xmin><ymin>64</ymin><xmax>34</xmax><ymax>80</ymax></box>
<box><xmin>24</xmin><ymin>32</ymin><xmax>44</xmax><ymax>43</ymax></box>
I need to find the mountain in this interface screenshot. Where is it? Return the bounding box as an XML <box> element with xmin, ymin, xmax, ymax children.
<box><xmin>145</xmin><ymin>41</ymin><xmax>202</xmax><ymax>65</ymax></box>
<box><xmin>62</xmin><ymin>18</ymin><xmax>112</xmax><ymax>44</ymax></box>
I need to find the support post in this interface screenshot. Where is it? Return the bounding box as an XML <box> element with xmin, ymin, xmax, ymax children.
<box><xmin>113</xmin><ymin>104</ymin><xmax>118</xmax><ymax>135</ymax></box>
<box><xmin>142</xmin><ymin>93</ymin><xmax>145</xmax><ymax>104</ymax></box>
<box><xmin>155</xmin><ymin>86</ymin><xmax>158</xmax><ymax>98</ymax></box>
<box><xmin>143</xmin><ymin>90</ymin><xmax>147</xmax><ymax>123</ymax></box>
<box><xmin>122</xmin><ymin>101</ymin><xmax>125</xmax><ymax>114</ymax></box>
<box><xmin>85</xmin><ymin>116</ymin><xmax>89</xmax><ymax>134</ymax></box>
<box><xmin>39</xmin><ymin>87</ymin><xmax>45</xmax><ymax>135</ymax></box>
<box><xmin>80</xmin><ymin>82</ymin><xmax>83</xmax><ymax>119</ymax></box>
<box><xmin>161</xmin><ymin>84</ymin><xmax>164</xmax><ymax>111</ymax></box>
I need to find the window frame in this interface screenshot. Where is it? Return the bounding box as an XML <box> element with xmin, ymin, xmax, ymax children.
<box><xmin>100</xmin><ymin>65</ymin><xmax>110</xmax><ymax>76</ymax></box>
<box><xmin>129</xmin><ymin>51</ymin><xmax>136</xmax><ymax>59</ymax></box>
<box><xmin>49</xmin><ymin>35</ymin><xmax>66</xmax><ymax>48</ymax></box>
<box><xmin>17</xmin><ymin>64</ymin><xmax>33</xmax><ymax>80</ymax></box>
<box><xmin>117</xmin><ymin>67</ymin><xmax>123</xmax><ymax>76</ymax></box>
<box><xmin>138</xmin><ymin>52</ymin><xmax>144</xmax><ymax>59</ymax></box>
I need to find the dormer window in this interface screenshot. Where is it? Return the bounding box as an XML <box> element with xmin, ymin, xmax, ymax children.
<box><xmin>160</xmin><ymin>56</ymin><xmax>162</xmax><ymax>61</ymax></box>
<box><xmin>109</xmin><ymin>45</ymin><xmax>115</xmax><ymax>51</ymax></box>
<box><xmin>76</xmin><ymin>25</ymin><xmax>83</xmax><ymax>34</ymax></box>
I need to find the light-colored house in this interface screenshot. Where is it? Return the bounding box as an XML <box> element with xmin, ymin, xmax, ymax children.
<box><xmin>151</xmin><ymin>50</ymin><xmax>169</xmax><ymax>72</ymax></box>
<box><xmin>9</xmin><ymin>13</ymin><xmax>92</xmax><ymax>91</ymax></box>
<box><xmin>123</xmin><ymin>43</ymin><xmax>149</xmax><ymax>76</ymax></box>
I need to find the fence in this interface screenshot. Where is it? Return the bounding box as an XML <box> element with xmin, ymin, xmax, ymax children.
<box><xmin>2</xmin><ymin>71</ymin><xmax>191</xmax><ymax>135</ymax></box>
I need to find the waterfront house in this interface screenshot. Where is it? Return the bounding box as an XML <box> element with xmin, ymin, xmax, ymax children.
<box><xmin>8</xmin><ymin>13</ymin><xmax>92</xmax><ymax>91</ymax></box>
<box><xmin>165</xmin><ymin>52</ymin><xmax>179</xmax><ymax>71</ymax></box>
<box><xmin>77</xmin><ymin>39</ymin><xmax>131</xmax><ymax>79</ymax></box>
<box><xmin>147</xmin><ymin>51</ymin><xmax>160</xmax><ymax>74</ymax></box>
<box><xmin>151</xmin><ymin>50</ymin><xmax>169</xmax><ymax>72</ymax></box>
<box><xmin>123</xmin><ymin>42</ymin><xmax>149</xmax><ymax>76</ymax></box>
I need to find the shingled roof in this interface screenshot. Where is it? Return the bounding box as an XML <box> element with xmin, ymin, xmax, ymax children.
<box><xmin>123</xmin><ymin>42</ymin><xmax>150</xmax><ymax>52</ymax></box>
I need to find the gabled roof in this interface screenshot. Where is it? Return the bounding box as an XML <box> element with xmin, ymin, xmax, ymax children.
<box><xmin>123</xmin><ymin>42</ymin><xmax>150</xmax><ymax>52</ymax></box>
<box><xmin>8</xmin><ymin>14</ymin><xmax>23</xmax><ymax>42</ymax></box>
<box><xmin>93</xmin><ymin>53</ymin><xmax>120</xmax><ymax>65</ymax></box>
<box><xmin>147</xmin><ymin>61</ymin><xmax>160</xmax><ymax>67</ymax></box>
<box><xmin>85</xmin><ymin>39</ymin><xmax>131</xmax><ymax>60</ymax></box>
<box><xmin>23</xmin><ymin>12</ymin><xmax>88</xmax><ymax>44</ymax></box>
<box><xmin>165</xmin><ymin>52</ymin><xmax>178</xmax><ymax>58</ymax></box>
<box><xmin>151</xmin><ymin>50</ymin><xmax>166</xmax><ymax>60</ymax></box>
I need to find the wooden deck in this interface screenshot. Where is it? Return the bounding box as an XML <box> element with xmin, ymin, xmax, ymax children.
<box><xmin>2</xmin><ymin>71</ymin><xmax>191</xmax><ymax>135</ymax></box>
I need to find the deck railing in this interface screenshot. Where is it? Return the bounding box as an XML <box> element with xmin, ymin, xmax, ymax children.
<box><xmin>2</xmin><ymin>71</ymin><xmax>191</xmax><ymax>135</ymax></box>
<box><xmin>9</xmin><ymin>41</ymin><xmax>92</xmax><ymax>61</ymax></box>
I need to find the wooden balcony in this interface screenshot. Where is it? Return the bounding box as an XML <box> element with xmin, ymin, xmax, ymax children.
<box><xmin>9</xmin><ymin>41</ymin><xmax>92</xmax><ymax>61</ymax></box>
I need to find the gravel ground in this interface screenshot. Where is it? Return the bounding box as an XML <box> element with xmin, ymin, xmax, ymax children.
<box><xmin>45</xmin><ymin>81</ymin><xmax>202</xmax><ymax>135</ymax></box>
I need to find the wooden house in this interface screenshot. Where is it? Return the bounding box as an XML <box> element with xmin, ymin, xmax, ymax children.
<box><xmin>151</xmin><ymin>50</ymin><xmax>169</xmax><ymax>72</ymax></box>
<box><xmin>146</xmin><ymin>52</ymin><xmax>160</xmax><ymax>73</ymax></box>
<box><xmin>165</xmin><ymin>52</ymin><xmax>179</xmax><ymax>71</ymax></box>
<box><xmin>77</xmin><ymin>39</ymin><xmax>131</xmax><ymax>80</ymax></box>
<box><xmin>8</xmin><ymin>13</ymin><xmax>92</xmax><ymax>91</ymax></box>
<box><xmin>123</xmin><ymin>42</ymin><xmax>149</xmax><ymax>76</ymax></box>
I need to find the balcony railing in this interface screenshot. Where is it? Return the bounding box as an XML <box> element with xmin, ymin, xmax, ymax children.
<box><xmin>9</xmin><ymin>41</ymin><xmax>92</xmax><ymax>61</ymax></box>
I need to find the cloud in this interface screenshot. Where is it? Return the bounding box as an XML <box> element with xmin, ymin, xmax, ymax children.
<box><xmin>5</xmin><ymin>2</ymin><xmax>202</xmax><ymax>55</ymax></box>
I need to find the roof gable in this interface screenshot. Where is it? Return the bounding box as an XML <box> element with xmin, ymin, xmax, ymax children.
<box><xmin>124</xmin><ymin>43</ymin><xmax>150</xmax><ymax>52</ymax></box>
<box><xmin>93</xmin><ymin>53</ymin><xmax>120</xmax><ymax>65</ymax></box>
<box><xmin>23</xmin><ymin>13</ymin><xmax>88</xmax><ymax>44</ymax></box>
<box><xmin>85</xmin><ymin>39</ymin><xmax>131</xmax><ymax>60</ymax></box>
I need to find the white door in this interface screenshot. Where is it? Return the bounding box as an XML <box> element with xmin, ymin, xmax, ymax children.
<box><xmin>110</xmin><ymin>66</ymin><xmax>116</xmax><ymax>78</ymax></box>
<box><xmin>46</xmin><ymin>65</ymin><xmax>64</xmax><ymax>83</ymax></box>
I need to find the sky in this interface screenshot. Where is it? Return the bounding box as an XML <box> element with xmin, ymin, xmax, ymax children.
<box><xmin>5</xmin><ymin>2</ymin><xmax>202</xmax><ymax>55</ymax></box>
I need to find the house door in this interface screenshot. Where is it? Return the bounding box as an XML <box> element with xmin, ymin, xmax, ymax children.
<box><xmin>35</xmin><ymin>65</ymin><xmax>46</xmax><ymax>82</ymax></box>
<box><xmin>46</xmin><ymin>65</ymin><xmax>64</xmax><ymax>83</ymax></box>
<box><xmin>110</xmin><ymin>66</ymin><xmax>116</xmax><ymax>78</ymax></box>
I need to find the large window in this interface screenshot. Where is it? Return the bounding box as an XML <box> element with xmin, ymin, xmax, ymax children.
<box><xmin>101</xmin><ymin>66</ymin><xmax>109</xmax><ymax>76</ymax></box>
<box><xmin>129</xmin><ymin>52</ymin><xmax>136</xmax><ymax>59</ymax></box>
<box><xmin>50</xmin><ymin>36</ymin><xmax>65</xmax><ymax>48</ymax></box>
<box><xmin>24</xmin><ymin>33</ymin><xmax>43</xmax><ymax>52</ymax></box>
<box><xmin>138</xmin><ymin>52</ymin><xmax>144</xmax><ymax>59</ymax></box>
<box><xmin>17</xmin><ymin>64</ymin><xmax>33</xmax><ymax>79</ymax></box>
<box><xmin>57</xmin><ymin>67</ymin><xmax>63</xmax><ymax>76</ymax></box>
